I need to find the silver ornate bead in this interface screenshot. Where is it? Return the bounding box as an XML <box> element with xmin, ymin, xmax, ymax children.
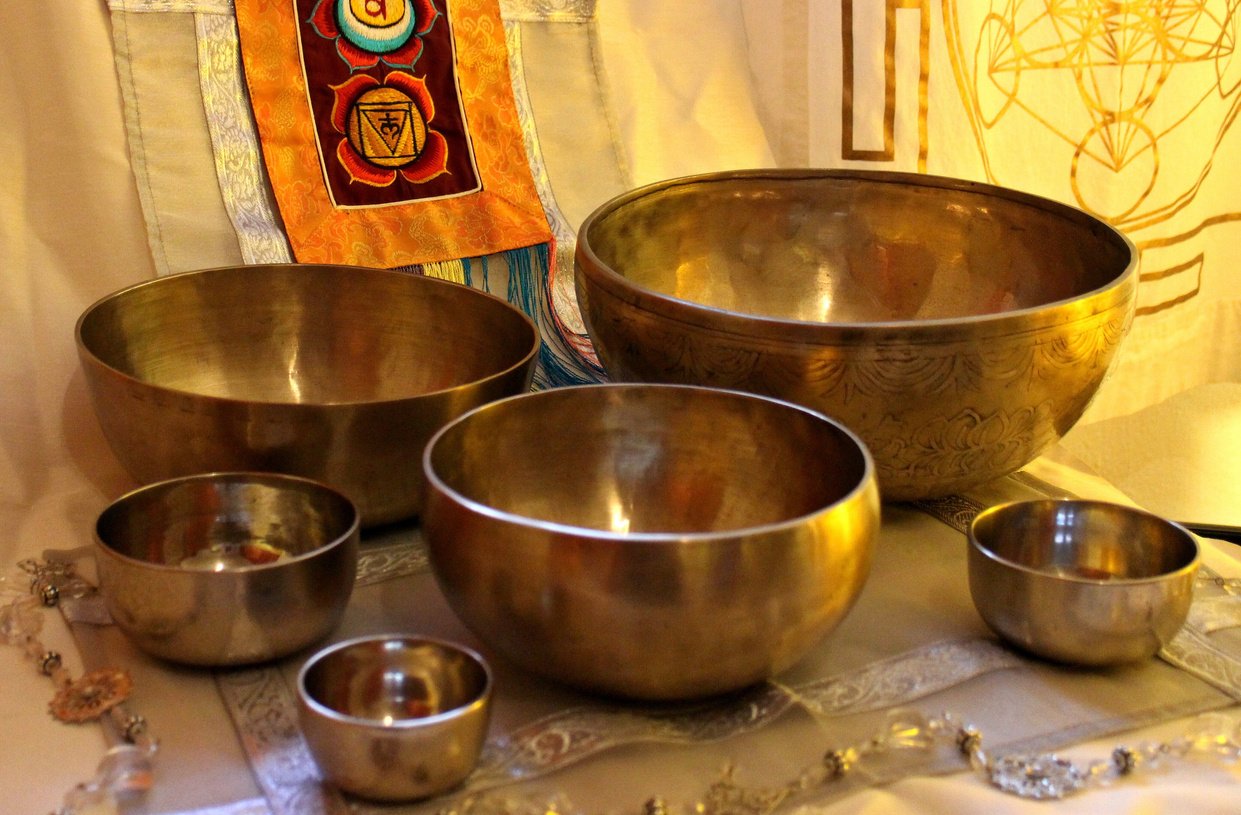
<box><xmin>38</xmin><ymin>651</ymin><xmax>62</xmax><ymax>675</ymax></box>
<box><xmin>1112</xmin><ymin>746</ymin><xmax>1139</xmax><ymax>775</ymax></box>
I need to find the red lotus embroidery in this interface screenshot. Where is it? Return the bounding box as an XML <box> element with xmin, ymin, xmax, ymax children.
<box><xmin>330</xmin><ymin>72</ymin><xmax>449</xmax><ymax>187</ymax></box>
<box><xmin>308</xmin><ymin>0</ymin><xmax>440</xmax><ymax>71</ymax></box>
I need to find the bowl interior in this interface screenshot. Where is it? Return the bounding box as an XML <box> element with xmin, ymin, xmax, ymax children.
<box><xmin>584</xmin><ymin>172</ymin><xmax>1132</xmax><ymax>323</ymax></box>
<box><xmin>971</xmin><ymin>500</ymin><xmax>1198</xmax><ymax>581</ymax></box>
<box><xmin>77</xmin><ymin>265</ymin><xmax>537</xmax><ymax>403</ymax></box>
<box><xmin>427</xmin><ymin>385</ymin><xmax>870</xmax><ymax>534</ymax></box>
<box><xmin>301</xmin><ymin>638</ymin><xmax>489</xmax><ymax>722</ymax></box>
<box><xmin>96</xmin><ymin>473</ymin><xmax>358</xmax><ymax>569</ymax></box>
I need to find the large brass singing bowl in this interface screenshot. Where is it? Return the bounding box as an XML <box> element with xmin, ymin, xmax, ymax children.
<box><xmin>575</xmin><ymin>170</ymin><xmax>1138</xmax><ymax>500</ymax></box>
<box><xmin>422</xmin><ymin>384</ymin><xmax>879</xmax><ymax>700</ymax></box>
<box><xmin>76</xmin><ymin>264</ymin><xmax>539</xmax><ymax>525</ymax></box>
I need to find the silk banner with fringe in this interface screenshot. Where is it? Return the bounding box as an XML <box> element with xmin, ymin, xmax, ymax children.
<box><xmin>233</xmin><ymin>0</ymin><xmax>552</xmax><ymax>268</ymax></box>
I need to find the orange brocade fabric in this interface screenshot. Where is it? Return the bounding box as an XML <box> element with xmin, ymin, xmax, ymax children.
<box><xmin>233</xmin><ymin>0</ymin><xmax>551</xmax><ymax>267</ymax></box>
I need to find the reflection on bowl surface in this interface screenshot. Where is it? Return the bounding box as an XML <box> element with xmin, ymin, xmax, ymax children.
<box><xmin>76</xmin><ymin>264</ymin><xmax>539</xmax><ymax>525</ymax></box>
<box><xmin>576</xmin><ymin>169</ymin><xmax>1137</xmax><ymax>500</ymax></box>
<box><xmin>968</xmin><ymin>499</ymin><xmax>1199</xmax><ymax>666</ymax></box>
<box><xmin>423</xmin><ymin>383</ymin><xmax>880</xmax><ymax>700</ymax></box>
<box><xmin>94</xmin><ymin>472</ymin><xmax>359</xmax><ymax>666</ymax></box>
<box><xmin>297</xmin><ymin>635</ymin><xmax>492</xmax><ymax>801</ymax></box>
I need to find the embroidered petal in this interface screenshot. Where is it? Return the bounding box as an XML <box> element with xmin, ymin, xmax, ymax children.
<box><xmin>330</xmin><ymin>74</ymin><xmax>380</xmax><ymax>133</ymax></box>
<box><xmin>337</xmin><ymin>139</ymin><xmax>398</xmax><ymax>186</ymax></box>
<box><xmin>337</xmin><ymin>36</ymin><xmax>383</xmax><ymax>71</ymax></box>
<box><xmin>413</xmin><ymin>0</ymin><xmax>441</xmax><ymax>36</ymax></box>
<box><xmin>385</xmin><ymin>71</ymin><xmax>436</xmax><ymax>122</ymax></box>
<box><xmin>400</xmin><ymin>130</ymin><xmax>448</xmax><ymax>183</ymax></box>
<box><xmin>379</xmin><ymin>34</ymin><xmax>426</xmax><ymax>71</ymax></box>
<box><xmin>307</xmin><ymin>0</ymin><xmax>340</xmax><ymax>39</ymax></box>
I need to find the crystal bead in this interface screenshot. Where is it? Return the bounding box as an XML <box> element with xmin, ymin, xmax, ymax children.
<box><xmin>1086</xmin><ymin>758</ymin><xmax>1117</xmax><ymax>786</ymax></box>
<box><xmin>60</xmin><ymin>781</ymin><xmax>115</xmax><ymax>815</ymax></box>
<box><xmin>875</xmin><ymin>709</ymin><xmax>933</xmax><ymax>752</ymax></box>
<box><xmin>97</xmin><ymin>744</ymin><xmax>155</xmax><ymax>795</ymax></box>
<box><xmin>988</xmin><ymin>753</ymin><xmax>1086</xmax><ymax>800</ymax></box>
<box><xmin>1186</xmin><ymin>714</ymin><xmax>1241</xmax><ymax>758</ymax></box>
<box><xmin>0</xmin><ymin>596</ymin><xmax>42</xmax><ymax>644</ymax></box>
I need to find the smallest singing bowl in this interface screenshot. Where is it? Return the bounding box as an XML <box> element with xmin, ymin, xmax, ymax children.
<box><xmin>297</xmin><ymin>635</ymin><xmax>492</xmax><ymax>802</ymax></box>
<box><xmin>968</xmin><ymin>500</ymin><xmax>1199</xmax><ymax>666</ymax></box>
<box><xmin>94</xmin><ymin>472</ymin><xmax>359</xmax><ymax>666</ymax></box>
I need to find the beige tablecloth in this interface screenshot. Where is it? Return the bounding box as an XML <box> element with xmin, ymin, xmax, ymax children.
<box><xmin>49</xmin><ymin>466</ymin><xmax>1241</xmax><ymax>815</ymax></box>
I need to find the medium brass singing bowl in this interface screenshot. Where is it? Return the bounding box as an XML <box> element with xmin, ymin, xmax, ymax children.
<box><xmin>423</xmin><ymin>384</ymin><xmax>880</xmax><ymax>700</ymax></box>
<box><xmin>575</xmin><ymin>170</ymin><xmax>1138</xmax><ymax>500</ymax></box>
<box><xmin>94</xmin><ymin>472</ymin><xmax>360</xmax><ymax>666</ymax></box>
<box><xmin>76</xmin><ymin>264</ymin><xmax>539</xmax><ymax>525</ymax></box>
<box><xmin>968</xmin><ymin>500</ymin><xmax>1199</xmax><ymax>666</ymax></box>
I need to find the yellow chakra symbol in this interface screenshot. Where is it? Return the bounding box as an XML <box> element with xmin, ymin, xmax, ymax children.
<box><xmin>350</xmin><ymin>0</ymin><xmax>406</xmax><ymax>28</ymax></box>
<box><xmin>346</xmin><ymin>86</ymin><xmax>428</xmax><ymax>168</ymax></box>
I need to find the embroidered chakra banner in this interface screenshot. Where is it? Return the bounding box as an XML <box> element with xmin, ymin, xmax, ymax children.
<box><xmin>234</xmin><ymin>0</ymin><xmax>551</xmax><ymax>266</ymax></box>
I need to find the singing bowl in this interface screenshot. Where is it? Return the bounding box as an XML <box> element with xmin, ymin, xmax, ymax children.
<box><xmin>968</xmin><ymin>500</ymin><xmax>1199</xmax><ymax>666</ymax></box>
<box><xmin>422</xmin><ymin>384</ymin><xmax>880</xmax><ymax>700</ymax></box>
<box><xmin>76</xmin><ymin>264</ymin><xmax>539</xmax><ymax>525</ymax></box>
<box><xmin>298</xmin><ymin>636</ymin><xmax>492</xmax><ymax>801</ymax></box>
<box><xmin>94</xmin><ymin>472</ymin><xmax>360</xmax><ymax>666</ymax></box>
<box><xmin>575</xmin><ymin>170</ymin><xmax>1138</xmax><ymax>500</ymax></box>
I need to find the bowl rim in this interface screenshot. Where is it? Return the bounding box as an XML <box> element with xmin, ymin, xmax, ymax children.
<box><xmin>296</xmin><ymin>634</ymin><xmax>492</xmax><ymax>729</ymax></box>
<box><xmin>93</xmin><ymin>471</ymin><xmax>361</xmax><ymax>572</ymax></box>
<box><xmin>74</xmin><ymin>263</ymin><xmax>541</xmax><ymax>408</ymax></box>
<box><xmin>575</xmin><ymin>168</ymin><xmax>1139</xmax><ymax>340</ymax></box>
<box><xmin>422</xmin><ymin>382</ymin><xmax>879</xmax><ymax>542</ymax></box>
<box><xmin>967</xmin><ymin>498</ymin><xmax>1201</xmax><ymax>586</ymax></box>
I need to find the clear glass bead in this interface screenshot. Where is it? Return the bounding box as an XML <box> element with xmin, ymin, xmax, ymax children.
<box><xmin>988</xmin><ymin>753</ymin><xmax>1086</xmax><ymax>800</ymax></box>
<box><xmin>1186</xmin><ymin>714</ymin><xmax>1241</xmax><ymax>759</ymax></box>
<box><xmin>875</xmin><ymin>709</ymin><xmax>933</xmax><ymax>752</ymax></box>
<box><xmin>0</xmin><ymin>595</ymin><xmax>42</xmax><ymax>644</ymax></box>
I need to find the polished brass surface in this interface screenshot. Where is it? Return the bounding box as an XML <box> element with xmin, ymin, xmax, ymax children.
<box><xmin>94</xmin><ymin>472</ymin><xmax>360</xmax><ymax>666</ymax></box>
<box><xmin>575</xmin><ymin>169</ymin><xmax>1138</xmax><ymax>500</ymax></box>
<box><xmin>297</xmin><ymin>635</ymin><xmax>492</xmax><ymax>802</ymax></box>
<box><xmin>968</xmin><ymin>499</ymin><xmax>1199</xmax><ymax>666</ymax></box>
<box><xmin>76</xmin><ymin>264</ymin><xmax>539</xmax><ymax>525</ymax></box>
<box><xmin>422</xmin><ymin>383</ymin><xmax>880</xmax><ymax>700</ymax></box>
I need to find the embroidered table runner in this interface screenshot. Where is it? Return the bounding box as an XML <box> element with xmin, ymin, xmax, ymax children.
<box><xmin>61</xmin><ymin>469</ymin><xmax>1241</xmax><ymax>815</ymax></box>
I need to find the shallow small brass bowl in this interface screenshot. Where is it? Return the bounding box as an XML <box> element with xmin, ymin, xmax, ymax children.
<box><xmin>575</xmin><ymin>169</ymin><xmax>1137</xmax><ymax>500</ymax></box>
<box><xmin>76</xmin><ymin>264</ymin><xmax>539</xmax><ymax>525</ymax></box>
<box><xmin>297</xmin><ymin>635</ymin><xmax>492</xmax><ymax>802</ymax></box>
<box><xmin>94</xmin><ymin>472</ymin><xmax>360</xmax><ymax>666</ymax></box>
<box><xmin>968</xmin><ymin>500</ymin><xmax>1199</xmax><ymax>666</ymax></box>
<box><xmin>423</xmin><ymin>383</ymin><xmax>880</xmax><ymax>700</ymax></box>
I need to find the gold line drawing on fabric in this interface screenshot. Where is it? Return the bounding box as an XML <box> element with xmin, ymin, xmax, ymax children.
<box><xmin>942</xmin><ymin>0</ymin><xmax>1241</xmax><ymax>315</ymax></box>
<box><xmin>840</xmin><ymin>0</ymin><xmax>931</xmax><ymax>171</ymax></box>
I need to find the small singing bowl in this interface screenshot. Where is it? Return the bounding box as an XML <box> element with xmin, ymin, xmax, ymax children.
<box><xmin>76</xmin><ymin>264</ymin><xmax>539</xmax><ymax>526</ymax></box>
<box><xmin>968</xmin><ymin>500</ymin><xmax>1199</xmax><ymax>666</ymax></box>
<box><xmin>94</xmin><ymin>472</ymin><xmax>360</xmax><ymax>666</ymax></box>
<box><xmin>297</xmin><ymin>635</ymin><xmax>492</xmax><ymax>802</ymax></box>
<box><xmin>423</xmin><ymin>383</ymin><xmax>880</xmax><ymax>700</ymax></box>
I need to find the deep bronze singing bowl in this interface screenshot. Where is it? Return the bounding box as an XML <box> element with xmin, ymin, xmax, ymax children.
<box><xmin>422</xmin><ymin>384</ymin><xmax>880</xmax><ymax>700</ymax></box>
<box><xmin>575</xmin><ymin>170</ymin><xmax>1137</xmax><ymax>500</ymax></box>
<box><xmin>76</xmin><ymin>264</ymin><xmax>539</xmax><ymax>525</ymax></box>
